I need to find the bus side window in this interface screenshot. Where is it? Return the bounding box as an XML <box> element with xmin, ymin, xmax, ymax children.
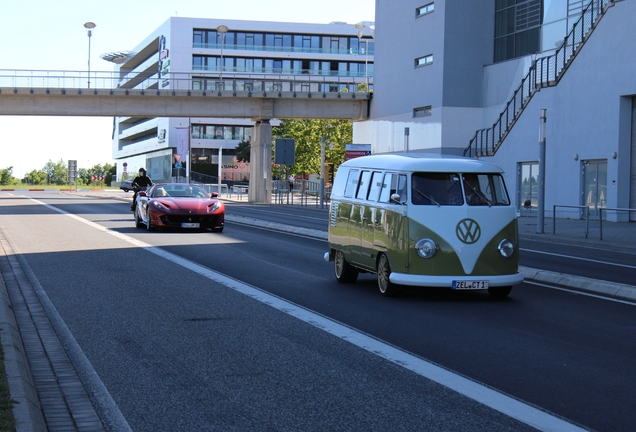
<box><xmin>368</xmin><ymin>171</ymin><xmax>384</xmax><ymax>202</ymax></box>
<box><xmin>356</xmin><ymin>170</ymin><xmax>372</xmax><ymax>200</ymax></box>
<box><xmin>344</xmin><ymin>169</ymin><xmax>359</xmax><ymax>198</ymax></box>
<box><xmin>379</xmin><ymin>173</ymin><xmax>406</xmax><ymax>203</ymax></box>
<box><xmin>379</xmin><ymin>173</ymin><xmax>393</xmax><ymax>202</ymax></box>
<box><xmin>396</xmin><ymin>174</ymin><xmax>407</xmax><ymax>202</ymax></box>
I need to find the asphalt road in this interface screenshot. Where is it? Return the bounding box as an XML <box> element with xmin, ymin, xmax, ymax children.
<box><xmin>1</xmin><ymin>191</ymin><xmax>635</xmax><ymax>431</ymax></box>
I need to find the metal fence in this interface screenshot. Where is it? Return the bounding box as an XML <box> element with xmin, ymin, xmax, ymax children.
<box><xmin>465</xmin><ymin>0</ymin><xmax>613</xmax><ymax>158</ymax></box>
<box><xmin>552</xmin><ymin>204</ymin><xmax>636</xmax><ymax>239</ymax></box>
<box><xmin>0</xmin><ymin>69</ymin><xmax>371</xmax><ymax>95</ymax></box>
<box><xmin>271</xmin><ymin>179</ymin><xmax>330</xmax><ymax>207</ymax></box>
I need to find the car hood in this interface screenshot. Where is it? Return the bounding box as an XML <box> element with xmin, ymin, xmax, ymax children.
<box><xmin>151</xmin><ymin>198</ymin><xmax>219</xmax><ymax>212</ymax></box>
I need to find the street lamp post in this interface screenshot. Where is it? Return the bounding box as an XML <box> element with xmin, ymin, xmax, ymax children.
<box><xmin>537</xmin><ymin>109</ymin><xmax>547</xmax><ymax>234</ymax></box>
<box><xmin>83</xmin><ymin>22</ymin><xmax>96</xmax><ymax>89</ymax></box>
<box><xmin>354</xmin><ymin>23</ymin><xmax>373</xmax><ymax>90</ymax></box>
<box><xmin>216</xmin><ymin>25</ymin><xmax>228</xmax><ymax>91</ymax></box>
<box><xmin>215</xmin><ymin>24</ymin><xmax>229</xmax><ymax>198</ymax></box>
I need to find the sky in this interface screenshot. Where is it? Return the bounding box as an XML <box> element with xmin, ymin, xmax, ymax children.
<box><xmin>0</xmin><ymin>0</ymin><xmax>375</xmax><ymax>179</ymax></box>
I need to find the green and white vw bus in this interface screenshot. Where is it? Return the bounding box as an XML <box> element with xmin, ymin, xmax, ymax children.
<box><xmin>324</xmin><ymin>153</ymin><xmax>523</xmax><ymax>297</ymax></box>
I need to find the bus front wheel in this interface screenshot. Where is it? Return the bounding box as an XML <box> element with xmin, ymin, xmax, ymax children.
<box><xmin>377</xmin><ymin>254</ymin><xmax>400</xmax><ymax>297</ymax></box>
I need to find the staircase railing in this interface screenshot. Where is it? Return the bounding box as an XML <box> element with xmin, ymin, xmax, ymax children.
<box><xmin>464</xmin><ymin>0</ymin><xmax>616</xmax><ymax>158</ymax></box>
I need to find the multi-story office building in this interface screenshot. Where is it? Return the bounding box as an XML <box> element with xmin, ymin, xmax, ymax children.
<box><xmin>355</xmin><ymin>0</ymin><xmax>635</xmax><ymax>221</ymax></box>
<box><xmin>106</xmin><ymin>17</ymin><xmax>374</xmax><ymax>184</ymax></box>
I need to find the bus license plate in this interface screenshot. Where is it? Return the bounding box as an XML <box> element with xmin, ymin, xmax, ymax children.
<box><xmin>452</xmin><ymin>280</ymin><xmax>489</xmax><ymax>290</ymax></box>
<box><xmin>181</xmin><ymin>222</ymin><xmax>200</xmax><ymax>228</ymax></box>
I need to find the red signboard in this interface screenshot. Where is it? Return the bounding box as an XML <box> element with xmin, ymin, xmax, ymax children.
<box><xmin>345</xmin><ymin>150</ymin><xmax>370</xmax><ymax>160</ymax></box>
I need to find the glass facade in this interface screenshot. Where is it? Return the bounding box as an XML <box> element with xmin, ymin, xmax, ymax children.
<box><xmin>494</xmin><ymin>0</ymin><xmax>543</xmax><ymax>62</ymax></box>
<box><xmin>193</xmin><ymin>29</ymin><xmax>374</xmax><ymax>56</ymax></box>
<box><xmin>494</xmin><ymin>1</ymin><xmax>594</xmax><ymax>61</ymax></box>
<box><xmin>191</xmin><ymin>124</ymin><xmax>252</xmax><ymax>142</ymax></box>
<box><xmin>193</xmin><ymin>55</ymin><xmax>371</xmax><ymax>77</ymax></box>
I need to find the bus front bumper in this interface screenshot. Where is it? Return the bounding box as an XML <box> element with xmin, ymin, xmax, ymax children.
<box><xmin>389</xmin><ymin>272</ymin><xmax>524</xmax><ymax>288</ymax></box>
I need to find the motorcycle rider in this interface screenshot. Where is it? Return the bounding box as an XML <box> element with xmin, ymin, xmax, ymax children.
<box><xmin>131</xmin><ymin>168</ymin><xmax>153</xmax><ymax>211</ymax></box>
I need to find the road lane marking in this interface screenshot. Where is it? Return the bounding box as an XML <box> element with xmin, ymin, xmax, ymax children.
<box><xmin>520</xmin><ymin>248</ymin><xmax>636</xmax><ymax>270</ymax></box>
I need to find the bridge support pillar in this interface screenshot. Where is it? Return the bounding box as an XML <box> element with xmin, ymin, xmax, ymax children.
<box><xmin>248</xmin><ymin>120</ymin><xmax>272</xmax><ymax>203</ymax></box>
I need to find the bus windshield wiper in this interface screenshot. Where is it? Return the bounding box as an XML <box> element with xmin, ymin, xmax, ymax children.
<box><xmin>413</xmin><ymin>187</ymin><xmax>440</xmax><ymax>207</ymax></box>
<box><xmin>463</xmin><ymin>179</ymin><xmax>492</xmax><ymax>207</ymax></box>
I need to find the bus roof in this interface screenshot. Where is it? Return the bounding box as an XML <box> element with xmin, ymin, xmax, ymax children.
<box><xmin>340</xmin><ymin>153</ymin><xmax>505</xmax><ymax>173</ymax></box>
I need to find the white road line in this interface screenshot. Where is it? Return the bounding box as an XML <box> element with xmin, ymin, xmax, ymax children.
<box><xmin>521</xmin><ymin>248</ymin><xmax>636</xmax><ymax>270</ymax></box>
<box><xmin>36</xmin><ymin>197</ymin><xmax>586</xmax><ymax>432</ymax></box>
<box><xmin>525</xmin><ymin>280</ymin><xmax>636</xmax><ymax>305</ymax></box>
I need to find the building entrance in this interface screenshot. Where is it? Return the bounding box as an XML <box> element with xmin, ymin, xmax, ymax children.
<box><xmin>582</xmin><ymin>159</ymin><xmax>607</xmax><ymax>220</ymax></box>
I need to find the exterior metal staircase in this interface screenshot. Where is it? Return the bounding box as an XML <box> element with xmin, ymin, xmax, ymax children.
<box><xmin>464</xmin><ymin>0</ymin><xmax>618</xmax><ymax>158</ymax></box>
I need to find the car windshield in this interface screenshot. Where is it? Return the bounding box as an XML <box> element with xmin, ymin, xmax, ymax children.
<box><xmin>152</xmin><ymin>185</ymin><xmax>209</xmax><ymax>198</ymax></box>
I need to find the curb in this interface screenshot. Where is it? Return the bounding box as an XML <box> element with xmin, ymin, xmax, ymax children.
<box><xmin>519</xmin><ymin>266</ymin><xmax>636</xmax><ymax>301</ymax></box>
<box><xmin>0</xmin><ymin>243</ymin><xmax>47</xmax><ymax>431</ymax></box>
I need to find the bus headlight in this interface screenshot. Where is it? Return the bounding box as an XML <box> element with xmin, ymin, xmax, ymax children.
<box><xmin>415</xmin><ymin>239</ymin><xmax>437</xmax><ymax>258</ymax></box>
<box><xmin>498</xmin><ymin>239</ymin><xmax>515</xmax><ymax>258</ymax></box>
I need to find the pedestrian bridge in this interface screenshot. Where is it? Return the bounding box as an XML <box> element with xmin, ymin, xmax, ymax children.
<box><xmin>0</xmin><ymin>69</ymin><xmax>371</xmax><ymax>121</ymax></box>
<box><xmin>0</xmin><ymin>69</ymin><xmax>371</xmax><ymax>203</ymax></box>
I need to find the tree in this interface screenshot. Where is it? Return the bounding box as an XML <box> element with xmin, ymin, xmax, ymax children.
<box><xmin>236</xmin><ymin>140</ymin><xmax>251</xmax><ymax>163</ymax></box>
<box><xmin>272</xmin><ymin>119</ymin><xmax>352</xmax><ymax>177</ymax></box>
<box><xmin>43</xmin><ymin>159</ymin><xmax>68</xmax><ymax>185</ymax></box>
<box><xmin>0</xmin><ymin>166</ymin><xmax>16</xmax><ymax>185</ymax></box>
<box><xmin>24</xmin><ymin>169</ymin><xmax>47</xmax><ymax>185</ymax></box>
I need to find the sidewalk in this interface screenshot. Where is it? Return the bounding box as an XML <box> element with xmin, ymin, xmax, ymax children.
<box><xmin>517</xmin><ymin>214</ymin><xmax>636</xmax><ymax>253</ymax></box>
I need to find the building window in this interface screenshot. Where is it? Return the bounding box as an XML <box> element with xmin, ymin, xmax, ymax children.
<box><xmin>413</xmin><ymin>106</ymin><xmax>432</xmax><ymax>118</ymax></box>
<box><xmin>416</xmin><ymin>2</ymin><xmax>434</xmax><ymax>17</ymax></box>
<box><xmin>494</xmin><ymin>0</ymin><xmax>542</xmax><ymax>62</ymax></box>
<box><xmin>415</xmin><ymin>54</ymin><xmax>433</xmax><ymax>67</ymax></box>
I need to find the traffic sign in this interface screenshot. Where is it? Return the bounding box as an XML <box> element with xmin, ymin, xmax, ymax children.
<box><xmin>174</xmin><ymin>154</ymin><xmax>182</xmax><ymax>162</ymax></box>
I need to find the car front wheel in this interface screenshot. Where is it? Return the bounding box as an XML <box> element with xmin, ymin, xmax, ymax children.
<box><xmin>146</xmin><ymin>209</ymin><xmax>154</xmax><ymax>231</ymax></box>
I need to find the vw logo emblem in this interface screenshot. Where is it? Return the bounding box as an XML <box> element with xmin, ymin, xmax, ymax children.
<box><xmin>456</xmin><ymin>219</ymin><xmax>481</xmax><ymax>244</ymax></box>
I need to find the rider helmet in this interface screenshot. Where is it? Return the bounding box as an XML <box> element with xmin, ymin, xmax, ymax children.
<box><xmin>139</xmin><ymin>168</ymin><xmax>147</xmax><ymax>177</ymax></box>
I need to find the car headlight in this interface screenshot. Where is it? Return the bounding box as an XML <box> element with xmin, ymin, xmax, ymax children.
<box><xmin>415</xmin><ymin>238</ymin><xmax>437</xmax><ymax>258</ymax></box>
<box><xmin>153</xmin><ymin>201</ymin><xmax>169</xmax><ymax>212</ymax></box>
<box><xmin>209</xmin><ymin>202</ymin><xmax>222</xmax><ymax>213</ymax></box>
<box><xmin>498</xmin><ymin>239</ymin><xmax>515</xmax><ymax>258</ymax></box>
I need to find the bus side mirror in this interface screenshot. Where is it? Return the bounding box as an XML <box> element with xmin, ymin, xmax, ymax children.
<box><xmin>390</xmin><ymin>193</ymin><xmax>402</xmax><ymax>203</ymax></box>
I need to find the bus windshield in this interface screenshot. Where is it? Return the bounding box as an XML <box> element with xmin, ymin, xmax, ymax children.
<box><xmin>411</xmin><ymin>172</ymin><xmax>510</xmax><ymax>206</ymax></box>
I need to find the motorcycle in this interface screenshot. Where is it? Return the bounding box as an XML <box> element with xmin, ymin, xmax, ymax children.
<box><xmin>130</xmin><ymin>186</ymin><xmax>147</xmax><ymax>212</ymax></box>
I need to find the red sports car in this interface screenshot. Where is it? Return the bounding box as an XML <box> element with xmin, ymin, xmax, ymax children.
<box><xmin>134</xmin><ymin>183</ymin><xmax>225</xmax><ymax>232</ymax></box>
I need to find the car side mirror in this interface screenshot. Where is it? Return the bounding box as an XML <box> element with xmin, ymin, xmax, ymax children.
<box><xmin>211</xmin><ymin>192</ymin><xmax>219</xmax><ymax>198</ymax></box>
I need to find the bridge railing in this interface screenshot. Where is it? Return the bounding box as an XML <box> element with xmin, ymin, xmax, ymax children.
<box><xmin>0</xmin><ymin>69</ymin><xmax>371</xmax><ymax>94</ymax></box>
